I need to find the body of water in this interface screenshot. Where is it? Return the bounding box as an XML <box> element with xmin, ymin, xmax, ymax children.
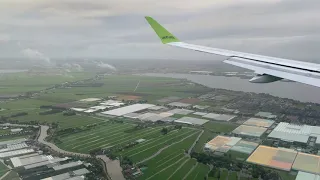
<box><xmin>144</xmin><ymin>73</ymin><xmax>320</xmax><ymax>104</ymax></box>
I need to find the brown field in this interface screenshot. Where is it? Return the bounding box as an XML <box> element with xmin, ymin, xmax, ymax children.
<box><xmin>179</xmin><ymin>98</ymin><xmax>201</xmax><ymax>104</ymax></box>
<box><xmin>117</xmin><ymin>95</ymin><xmax>141</xmax><ymax>101</ymax></box>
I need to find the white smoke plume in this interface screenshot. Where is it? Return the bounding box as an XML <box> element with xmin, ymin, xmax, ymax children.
<box><xmin>96</xmin><ymin>61</ymin><xmax>117</xmax><ymax>71</ymax></box>
<box><xmin>21</xmin><ymin>48</ymin><xmax>51</xmax><ymax>64</ymax></box>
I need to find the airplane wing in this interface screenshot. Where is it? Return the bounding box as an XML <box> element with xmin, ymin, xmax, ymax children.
<box><xmin>145</xmin><ymin>16</ymin><xmax>320</xmax><ymax>88</ymax></box>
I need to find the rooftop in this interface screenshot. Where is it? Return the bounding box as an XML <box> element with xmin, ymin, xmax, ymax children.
<box><xmin>232</xmin><ymin>125</ymin><xmax>267</xmax><ymax>137</ymax></box>
<box><xmin>174</xmin><ymin>117</ymin><xmax>209</xmax><ymax>125</ymax></box>
<box><xmin>243</xmin><ymin>118</ymin><xmax>275</xmax><ymax>128</ymax></box>
<box><xmin>101</xmin><ymin>104</ymin><xmax>155</xmax><ymax>116</ymax></box>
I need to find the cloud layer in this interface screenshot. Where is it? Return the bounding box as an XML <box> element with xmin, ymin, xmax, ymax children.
<box><xmin>0</xmin><ymin>0</ymin><xmax>320</xmax><ymax>62</ymax></box>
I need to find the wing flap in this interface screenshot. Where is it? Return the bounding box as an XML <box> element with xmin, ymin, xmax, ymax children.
<box><xmin>224</xmin><ymin>57</ymin><xmax>320</xmax><ymax>87</ymax></box>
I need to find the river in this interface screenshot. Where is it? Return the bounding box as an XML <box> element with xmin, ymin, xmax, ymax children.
<box><xmin>143</xmin><ymin>73</ymin><xmax>320</xmax><ymax>104</ymax></box>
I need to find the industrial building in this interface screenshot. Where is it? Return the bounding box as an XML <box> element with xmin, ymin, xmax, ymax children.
<box><xmin>0</xmin><ymin>138</ymin><xmax>27</xmax><ymax>147</ymax></box>
<box><xmin>268</xmin><ymin>122</ymin><xmax>320</xmax><ymax>144</ymax></box>
<box><xmin>247</xmin><ymin>145</ymin><xmax>297</xmax><ymax>171</ymax></box>
<box><xmin>204</xmin><ymin>136</ymin><xmax>241</xmax><ymax>153</ymax></box>
<box><xmin>292</xmin><ymin>152</ymin><xmax>320</xmax><ymax>174</ymax></box>
<box><xmin>41</xmin><ymin>168</ymin><xmax>89</xmax><ymax>180</ymax></box>
<box><xmin>203</xmin><ymin>113</ymin><xmax>236</xmax><ymax>121</ymax></box>
<box><xmin>295</xmin><ymin>171</ymin><xmax>320</xmax><ymax>180</ymax></box>
<box><xmin>255</xmin><ymin>111</ymin><xmax>277</xmax><ymax>119</ymax></box>
<box><xmin>174</xmin><ymin>117</ymin><xmax>209</xmax><ymax>125</ymax></box>
<box><xmin>232</xmin><ymin>125</ymin><xmax>267</xmax><ymax>138</ymax></box>
<box><xmin>0</xmin><ymin>142</ymin><xmax>28</xmax><ymax>153</ymax></box>
<box><xmin>167</xmin><ymin>109</ymin><xmax>194</xmax><ymax>115</ymax></box>
<box><xmin>193</xmin><ymin>112</ymin><xmax>208</xmax><ymax>116</ymax></box>
<box><xmin>11</xmin><ymin>154</ymin><xmax>69</xmax><ymax>168</ymax></box>
<box><xmin>243</xmin><ymin>118</ymin><xmax>275</xmax><ymax>128</ymax></box>
<box><xmin>167</xmin><ymin>102</ymin><xmax>191</xmax><ymax>108</ymax></box>
<box><xmin>101</xmin><ymin>104</ymin><xmax>155</xmax><ymax>116</ymax></box>
<box><xmin>230</xmin><ymin>140</ymin><xmax>259</xmax><ymax>154</ymax></box>
<box><xmin>0</xmin><ymin>148</ymin><xmax>34</xmax><ymax>158</ymax></box>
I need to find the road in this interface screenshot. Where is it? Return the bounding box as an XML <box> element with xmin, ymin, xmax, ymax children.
<box><xmin>38</xmin><ymin>125</ymin><xmax>125</xmax><ymax>180</ymax></box>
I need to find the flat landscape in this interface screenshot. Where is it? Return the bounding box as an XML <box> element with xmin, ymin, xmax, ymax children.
<box><xmin>0</xmin><ymin>72</ymin><xmax>298</xmax><ymax>180</ymax></box>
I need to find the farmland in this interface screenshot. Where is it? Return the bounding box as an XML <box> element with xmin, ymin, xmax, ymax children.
<box><xmin>0</xmin><ymin>162</ymin><xmax>9</xmax><ymax>178</ymax></box>
<box><xmin>0</xmin><ymin>73</ymin><xmax>241</xmax><ymax>180</ymax></box>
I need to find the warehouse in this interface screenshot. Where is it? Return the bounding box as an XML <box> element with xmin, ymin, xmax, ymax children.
<box><xmin>292</xmin><ymin>152</ymin><xmax>320</xmax><ymax>174</ymax></box>
<box><xmin>174</xmin><ymin>117</ymin><xmax>209</xmax><ymax>125</ymax></box>
<box><xmin>203</xmin><ymin>113</ymin><xmax>236</xmax><ymax>121</ymax></box>
<box><xmin>268</xmin><ymin>122</ymin><xmax>320</xmax><ymax>144</ymax></box>
<box><xmin>295</xmin><ymin>171</ymin><xmax>320</xmax><ymax>180</ymax></box>
<box><xmin>243</xmin><ymin>118</ymin><xmax>275</xmax><ymax>128</ymax></box>
<box><xmin>204</xmin><ymin>136</ymin><xmax>241</xmax><ymax>153</ymax></box>
<box><xmin>167</xmin><ymin>102</ymin><xmax>191</xmax><ymax>108</ymax></box>
<box><xmin>231</xmin><ymin>140</ymin><xmax>259</xmax><ymax>154</ymax></box>
<box><xmin>101</xmin><ymin>104</ymin><xmax>155</xmax><ymax>116</ymax></box>
<box><xmin>0</xmin><ymin>149</ymin><xmax>34</xmax><ymax>158</ymax></box>
<box><xmin>247</xmin><ymin>145</ymin><xmax>297</xmax><ymax>171</ymax></box>
<box><xmin>232</xmin><ymin>125</ymin><xmax>267</xmax><ymax>137</ymax></box>
<box><xmin>11</xmin><ymin>154</ymin><xmax>55</xmax><ymax>167</ymax></box>
<box><xmin>0</xmin><ymin>138</ymin><xmax>26</xmax><ymax>147</ymax></box>
<box><xmin>0</xmin><ymin>142</ymin><xmax>28</xmax><ymax>153</ymax></box>
<box><xmin>167</xmin><ymin>109</ymin><xmax>193</xmax><ymax>115</ymax></box>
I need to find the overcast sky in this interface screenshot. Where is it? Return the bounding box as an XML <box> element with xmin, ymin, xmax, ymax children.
<box><xmin>1</xmin><ymin>0</ymin><xmax>320</xmax><ymax>62</ymax></box>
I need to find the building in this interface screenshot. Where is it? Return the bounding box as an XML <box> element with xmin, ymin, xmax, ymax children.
<box><xmin>101</xmin><ymin>104</ymin><xmax>155</xmax><ymax>116</ymax></box>
<box><xmin>295</xmin><ymin>171</ymin><xmax>320</xmax><ymax>180</ymax></box>
<box><xmin>243</xmin><ymin>118</ymin><xmax>275</xmax><ymax>128</ymax></box>
<box><xmin>174</xmin><ymin>117</ymin><xmax>209</xmax><ymax>125</ymax></box>
<box><xmin>232</xmin><ymin>125</ymin><xmax>267</xmax><ymax>138</ymax></box>
<box><xmin>204</xmin><ymin>136</ymin><xmax>241</xmax><ymax>153</ymax></box>
<box><xmin>255</xmin><ymin>112</ymin><xmax>277</xmax><ymax>119</ymax></box>
<box><xmin>167</xmin><ymin>102</ymin><xmax>191</xmax><ymax>108</ymax></box>
<box><xmin>203</xmin><ymin>113</ymin><xmax>236</xmax><ymax>121</ymax></box>
<box><xmin>247</xmin><ymin>145</ymin><xmax>297</xmax><ymax>171</ymax></box>
<box><xmin>268</xmin><ymin>122</ymin><xmax>320</xmax><ymax>144</ymax></box>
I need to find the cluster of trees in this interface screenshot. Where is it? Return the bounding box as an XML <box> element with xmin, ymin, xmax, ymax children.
<box><xmin>63</xmin><ymin>111</ymin><xmax>76</xmax><ymax>116</ymax></box>
<box><xmin>251</xmin><ymin>165</ymin><xmax>280</xmax><ymax>180</ymax></box>
<box><xmin>124</xmin><ymin>124</ymin><xmax>146</xmax><ymax>133</ymax></box>
<box><xmin>10</xmin><ymin>112</ymin><xmax>28</xmax><ymax>118</ymax></box>
<box><xmin>161</xmin><ymin>125</ymin><xmax>182</xmax><ymax>135</ymax></box>
<box><xmin>39</xmin><ymin>109</ymin><xmax>62</xmax><ymax>115</ymax></box>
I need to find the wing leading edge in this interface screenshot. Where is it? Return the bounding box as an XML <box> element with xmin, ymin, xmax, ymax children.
<box><xmin>145</xmin><ymin>16</ymin><xmax>320</xmax><ymax>88</ymax></box>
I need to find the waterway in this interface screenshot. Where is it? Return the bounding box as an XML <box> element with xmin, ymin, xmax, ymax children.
<box><xmin>143</xmin><ymin>73</ymin><xmax>320</xmax><ymax>104</ymax></box>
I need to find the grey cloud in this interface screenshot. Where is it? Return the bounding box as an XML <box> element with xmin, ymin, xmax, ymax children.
<box><xmin>0</xmin><ymin>0</ymin><xmax>320</xmax><ymax>61</ymax></box>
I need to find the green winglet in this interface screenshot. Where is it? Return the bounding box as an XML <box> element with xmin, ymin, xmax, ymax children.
<box><xmin>145</xmin><ymin>16</ymin><xmax>180</xmax><ymax>44</ymax></box>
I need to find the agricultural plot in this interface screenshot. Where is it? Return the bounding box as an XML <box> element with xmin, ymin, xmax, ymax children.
<box><xmin>203</xmin><ymin>121</ymin><xmax>238</xmax><ymax>133</ymax></box>
<box><xmin>0</xmin><ymin>162</ymin><xmax>9</xmax><ymax>178</ymax></box>
<box><xmin>194</xmin><ymin>130</ymin><xmax>215</xmax><ymax>153</ymax></box>
<box><xmin>11</xmin><ymin>112</ymin><xmax>103</xmax><ymax>129</ymax></box>
<box><xmin>185</xmin><ymin>163</ymin><xmax>210</xmax><ymax>180</ymax></box>
<box><xmin>0</xmin><ymin>72</ymin><xmax>94</xmax><ymax>94</ymax></box>
<box><xmin>57</xmin><ymin>123</ymin><xmax>172</xmax><ymax>154</ymax></box>
<box><xmin>118</xmin><ymin>128</ymin><xmax>199</xmax><ymax>162</ymax></box>
<box><xmin>137</xmin><ymin>132</ymin><xmax>201</xmax><ymax>180</ymax></box>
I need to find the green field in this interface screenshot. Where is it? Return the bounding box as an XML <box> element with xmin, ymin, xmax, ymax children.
<box><xmin>226</xmin><ymin>150</ymin><xmax>250</xmax><ymax>161</ymax></box>
<box><xmin>185</xmin><ymin>163</ymin><xmax>210</xmax><ymax>180</ymax></box>
<box><xmin>194</xmin><ymin>130</ymin><xmax>215</xmax><ymax>153</ymax></box>
<box><xmin>0</xmin><ymin>72</ymin><xmax>94</xmax><ymax>94</ymax></box>
<box><xmin>1</xmin><ymin>171</ymin><xmax>19</xmax><ymax>180</ymax></box>
<box><xmin>137</xmin><ymin>133</ymin><xmax>204</xmax><ymax>180</ymax></box>
<box><xmin>119</xmin><ymin>128</ymin><xmax>199</xmax><ymax>162</ymax></box>
<box><xmin>0</xmin><ymin>162</ymin><xmax>9</xmax><ymax>178</ymax></box>
<box><xmin>203</xmin><ymin>121</ymin><xmax>238</xmax><ymax>133</ymax></box>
